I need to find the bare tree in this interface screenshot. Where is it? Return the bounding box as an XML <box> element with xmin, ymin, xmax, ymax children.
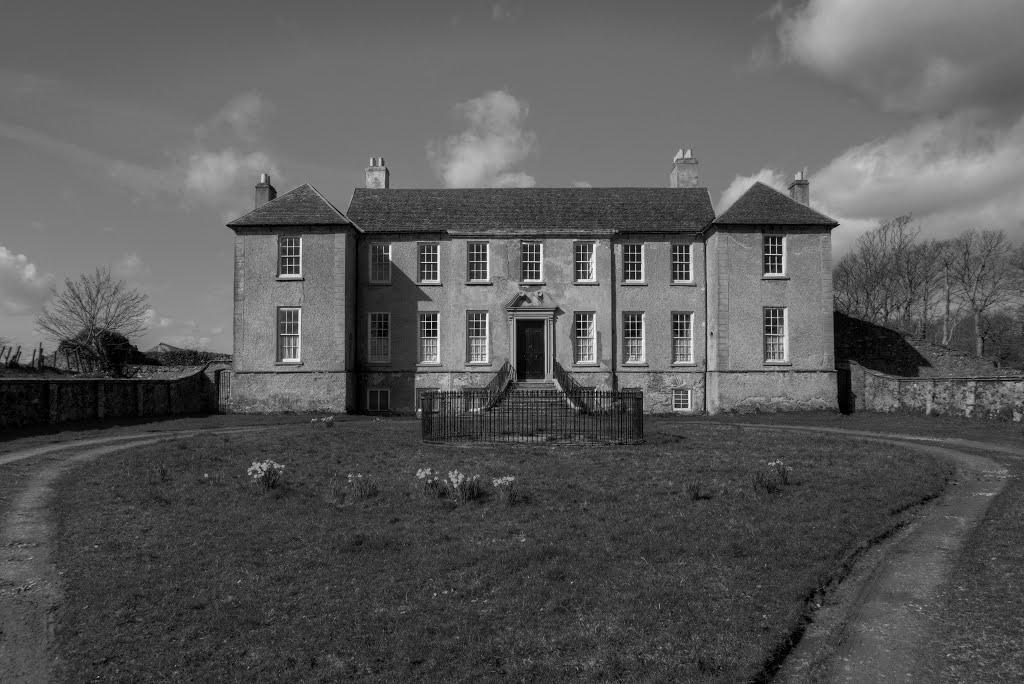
<box><xmin>947</xmin><ymin>230</ymin><xmax>1016</xmax><ymax>356</ymax></box>
<box><xmin>35</xmin><ymin>267</ymin><xmax>149</xmax><ymax>376</ymax></box>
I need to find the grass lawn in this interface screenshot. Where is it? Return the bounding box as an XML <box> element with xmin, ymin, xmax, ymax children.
<box><xmin>49</xmin><ymin>416</ymin><xmax>952</xmax><ymax>683</ymax></box>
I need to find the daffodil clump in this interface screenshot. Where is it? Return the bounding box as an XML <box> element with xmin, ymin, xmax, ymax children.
<box><xmin>347</xmin><ymin>472</ymin><xmax>379</xmax><ymax>500</ymax></box>
<box><xmin>491</xmin><ymin>475</ymin><xmax>520</xmax><ymax>506</ymax></box>
<box><xmin>247</xmin><ymin>460</ymin><xmax>285</xmax><ymax>490</ymax></box>
<box><xmin>767</xmin><ymin>459</ymin><xmax>792</xmax><ymax>486</ymax></box>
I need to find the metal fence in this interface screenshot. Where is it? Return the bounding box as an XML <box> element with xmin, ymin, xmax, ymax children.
<box><xmin>421</xmin><ymin>389</ymin><xmax>643</xmax><ymax>444</ymax></box>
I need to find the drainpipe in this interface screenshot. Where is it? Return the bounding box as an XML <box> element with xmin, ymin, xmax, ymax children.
<box><xmin>702</xmin><ymin>231</ymin><xmax>710</xmax><ymax>414</ymax></box>
<box><xmin>610</xmin><ymin>237</ymin><xmax>618</xmax><ymax>391</ymax></box>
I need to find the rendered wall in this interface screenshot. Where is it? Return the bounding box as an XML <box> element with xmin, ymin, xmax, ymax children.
<box><xmin>711</xmin><ymin>370</ymin><xmax>837</xmax><ymax>413</ymax></box>
<box><xmin>223</xmin><ymin>370</ymin><xmax>352</xmax><ymax>414</ymax></box>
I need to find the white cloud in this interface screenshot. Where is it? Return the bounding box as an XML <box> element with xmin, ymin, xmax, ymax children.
<box><xmin>210</xmin><ymin>326</ymin><xmax>224</xmax><ymax>335</ymax></box>
<box><xmin>0</xmin><ymin>244</ymin><xmax>53</xmax><ymax>316</ymax></box>
<box><xmin>572</xmin><ymin>181</ymin><xmax>593</xmax><ymax>188</ymax></box>
<box><xmin>199</xmin><ymin>92</ymin><xmax>268</xmax><ymax>140</ymax></box>
<box><xmin>112</xmin><ymin>252</ymin><xmax>149</xmax><ymax>280</ymax></box>
<box><xmin>184</xmin><ymin>148</ymin><xmax>278</xmax><ymax>200</ymax></box>
<box><xmin>159</xmin><ymin>317</ymin><xmax>173</xmax><ymax>328</ymax></box>
<box><xmin>165</xmin><ymin>335</ymin><xmax>212</xmax><ymax>350</ymax></box>
<box><xmin>777</xmin><ymin>0</ymin><xmax>1024</xmax><ymax>114</ymax></box>
<box><xmin>717</xmin><ymin>168</ymin><xmax>788</xmax><ymax>214</ymax></box>
<box><xmin>429</xmin><ymin>90</ymin><xmax>537</xmax><ymax>188</ymax></box>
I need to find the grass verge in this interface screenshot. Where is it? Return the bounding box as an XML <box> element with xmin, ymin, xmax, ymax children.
<box><xmin>49</xmin><ymin>416</ymin><xmax>951</xmax><ymax>682</ymax></box>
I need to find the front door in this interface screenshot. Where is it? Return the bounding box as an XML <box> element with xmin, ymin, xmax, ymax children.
<box><xmin>516</xmin><ymin>320</ymin><xmax>545</xmax><ymax>380</ymax></box>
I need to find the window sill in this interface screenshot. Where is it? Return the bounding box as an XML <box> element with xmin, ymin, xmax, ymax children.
<box><xmin>764</xmin><ymin>361</ymin><xmax>792</xmax><ymax>367</ymax></box>
<box><xmin>367</xmin><ymin>361</ymin><xmax>391</xmax><ymax>366</ymax></box>
<box><xmin>671</xmin><ymin>362</ymin><xmax>698</xmax><ymax>367</ymax></box>
<box><xmin>621</xmin><ymin>281</ymin><xmax>647</xmax><ymax>286</ymax></box>
<box><xmin>465</xmin><ymin>362</ymin><xmax>493</xmax><ymax>367</ymax></box>
<box><xmin>573</xmin><ymin>281</ymin><xmax>600</xmax><ymax>286</ymax></box>
<box><xmin>670</xmin><ymin>281</ymin><xmax>696</xmax><ymax>287</ymax></box>
<box><xmin>417</xmin><ymin>281</ymin><xmax>442</xmax><ymax>286</ymax></box>
<box><xmin>416</xmin><ymin>362</ymin><xmax>442</xmax><ymax>367</ymax></box>
<box><xmin>275</xmin><ymin>361</ymin><xmax>302</xmax><ymax>367</ymax></box>
<box><xmin>518</xmin><ymin>281</ymin><xmax>546</xmax><ymax>287</ymax></box>
<box><xmin>276</xmin><ymin>276</ymin><xmax>304</xmax><ymax>282</ymax></box>
<box><xmin>465</xmin><ymin>281</ymin><xmax>493</xmax><ymax>286</ymax></box>
<box><xmin>762</xmin><ymin>275</ymin><xmax>790</xmax><ymax>281</ymax></box>
<box><xmin>572</xmin><ymin>362</ymin><xmax>599</xmax><ymax>367</ymax></box>
<box><xmin>368</xmin><ymin>281</ymin><xmax>392</xmax><ymax>286</ymax></box>
<box><xmin>622</xmin><ymin>362</ymin><xmax>648</xmax><ymax>368</ymax></box>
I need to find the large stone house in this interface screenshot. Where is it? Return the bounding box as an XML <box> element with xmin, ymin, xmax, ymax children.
<box><xmin>224</xmin><ymin>151</ymin><xmax>838</xmax><ymax>414</ymax></box>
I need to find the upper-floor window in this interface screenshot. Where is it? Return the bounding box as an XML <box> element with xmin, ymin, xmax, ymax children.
<box><xmin>574</xmin><ymin>242</ymin><xmax>596</xmax><ymax>283</ymax></box>
<box><xmin>623</xmin><ymin>244</ymin><xmax>644</xmax><ymax>283</ymax></box>
<box><xmin>277</xmin><ymin>307</ymin><xmax>301</xmax><ymax>362</ymax></box>
<box><xmin>574</xmin><ymin>312</ymin><xmax>596</xmax><ymax>364</ymax></box>
<box><xmin>763</xmin><ymin>235</ymin><xmax>785</xmax><ymax>276</ymax></box>
<box><xmin>623</xmin><ymin>312</ymin><xmax>644</xmax><ymax>363</ymax></box>
<box><xmin>467</xmin><ymin>242</ymin><xmax>489</xmax><ymax>282</ymax></box>
<box><xmin>418</xmin><ymin>243</ymin><xmax>439</xmax><ymax>283</ymax></box>
<box><xmin>521</xmin><ymin>241</ymin><xmax>542</xmax><ymax>282</ymax></box>
<box><xmin>419</xmin><ymin>313</ymin><xmax>439</xmax><ymax>364</ymax></box>
<box><xmin>671</xmin><ymin>244</ymin><xmax>692</xmax><ymax>283</ymax></box>
<box><xmin>672</xmin><ymin>312</ymin><xmax>693</xmax><ymax>364</ymax></box>
<box><xmin>370</xmin><ymin>244</ymin><xmax>391</xmax><ymax>284</ymax></box>
<box><xmin>278</xmin><ymin>236</ymin><xmax>301</xmax><ymax>278</ymax></box>
<box><xmin>764</xmin><ymin>307</ymin><xmax>787</xmax><ymax>362</ymax></box>
<box><xmin>368</xmin><ymin>312</ymin><xmax>390</xmax><ymax>363</ymax></box>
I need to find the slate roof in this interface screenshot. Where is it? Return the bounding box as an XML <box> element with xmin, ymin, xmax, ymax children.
<box><xmin>713</xmin><ymin>182</ymin><xmax>838</xmax><ymax>227</ymax></box>
<box><xmin>226</xmin><ymin>184</ymin><xmax>354</xmax><ymax>228</ymax></box>
<box><xmin>345</xmin><ymin>187</ymin><xmax>715</xmax><ymax>234</ymax></box>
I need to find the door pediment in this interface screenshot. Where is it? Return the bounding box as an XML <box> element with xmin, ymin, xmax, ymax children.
<box><xmin>505</xmin><ymin>290</ymin><xmax>557</xmax><ymax>312</ymax></box>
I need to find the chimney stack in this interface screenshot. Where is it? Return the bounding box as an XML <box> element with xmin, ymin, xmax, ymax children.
<box><xmin>365</xmin><ymin>157</ymin><xmax>390</xmax><ymax>189</ymax></box>
<box><xmin>788</xmin><ymin>167</ymin><xmax>809</xmax><ymax>206</ymax></box>
<box><xmin>255</xmin><ymin>173</ymin><xmax>277</xmax><ymax>207</ymax></box>
<box><xmin>669</xmin><ymin>148</ymin><xmax>699</xmax><ymax>188</ymax></box>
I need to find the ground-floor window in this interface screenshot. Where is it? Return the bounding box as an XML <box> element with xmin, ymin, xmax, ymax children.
<box><xmin>368</xmin><ymin>388</ymin><xmax>390</xmax><ymax>412</ymax></box>
<box><xmin>672</xmin><ymin>388</ymin><xmax>691</xmax><ymax>411</ymax></box>
<box><xmin>672</xmin><ymin>312</ymin><xmax>693</xmax><ymax>363</ymax></box>
<box><xmin>369</xmin><ymin>312</ymin><xmax>390</xmax><ymax>363</ymax></box>
<box><xmin>419</xmin><ymin>313</ymin><xmax>439</xmax><ymax>363</ymax></box>
<box><xmin>623</xmin><ymin>312</ymin><xmax>644</xmax><ymax>363</ymax></box>
<box><xmin>764</xmin><ymin>307</ymin><xmax>787</xmax><ymax>362</ymax></box>
<box><xmin>574</xmin><ymin>312</ymin><xmax>595</xmax><ymax>363</ymax></box>
<box><xmin>467</xmin><ymin>311</ymin><xmax>489</xmax><ymax>363</ymax></box>
<box><xmin>277</xmin><ymin>307</ymin><xmax>300</xmax><ymax>362</ymax></box>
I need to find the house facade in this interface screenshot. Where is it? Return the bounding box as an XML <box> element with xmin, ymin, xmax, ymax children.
<box><xmin>224</xmin><ymin>152</ymin><xmax>838</xmax><ymax>414</ymax></box>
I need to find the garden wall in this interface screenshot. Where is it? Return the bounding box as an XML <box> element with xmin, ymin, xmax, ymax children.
<box><xmin>845</xmin><ymin>360</ymin><xmax>1024</xmax><ymax>422</ymax></box>
<box><xmin>0</xmin><ymin>368</ymin><xmax>220</xmax><ymax>429</ymax></box>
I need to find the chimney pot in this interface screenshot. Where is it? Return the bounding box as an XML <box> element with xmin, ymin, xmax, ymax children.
<box><xmin>670</xmin><ymin>147</ymin><xmax>700</xmax><ymax>188</ymax></box>
<box><xmin>255</xmin><ymin>172</ymin><xmax>277</xmax><ymax>207</ymax></box>
<box><xmin>365</xmin><ymin>156</ymin><xmax>390</xmax><ymax>189</ymax></box>
<box><xmin>788</xmin><ymin>168</ymin><xmax>810</xmax><ymax>206</ymax></box>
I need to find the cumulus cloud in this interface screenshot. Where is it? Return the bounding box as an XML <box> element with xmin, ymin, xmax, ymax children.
<box><xmin>198</xmin><ymin>92</ymin><xmax>269</xmax><ymax>140</ymax></box>
<box><xmin>429</xmin><ymin>90</ymin><xmax>537</xmax><ymax>188</ymax></box>
<box><xmin>112</xmin><ymin>252</ymin><xmax>149</xmax><ymax>280</ymax></box>
<box><xmin>777</xmin><ymin>0</ymin><xmax>1024</xmax><ymax>114</ymax></box>
<box><xmin>0</xmin><ymin>244</ymin><xmax>53</xmax><ymax>316</ymax></box>
<box><xmin>184</xmin><ymin>149</ymin><xmax>278</xmax><ymax>200</ymax></box>
<box><xmin>572</xmin><ymin>181</ymin><xmax>593</xmax><ymax>188</ymax></box>
<box><xmin>717</xmin><ymin>168</ymin><xmax>788</xmax><ymax>214</ymax></box>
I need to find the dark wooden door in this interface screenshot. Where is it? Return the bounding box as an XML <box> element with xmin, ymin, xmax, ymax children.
<box><xmin>517</xmin><ymin>321</ymin><xmax>545</xmax><ymax>380</ymax></box>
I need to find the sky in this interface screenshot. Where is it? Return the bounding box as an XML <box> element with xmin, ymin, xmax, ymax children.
<box><xmin>2</xmin><ymin>0</ymin><xmax>1023</xmax><ymax>352</ymax></box>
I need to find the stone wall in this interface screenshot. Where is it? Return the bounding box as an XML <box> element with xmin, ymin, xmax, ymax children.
<box><xmin>0</xmin><ymin>369</ymin><xmax>214</xmax><ymax>429</ymax></box>
<box><xmin>847</xmin><ymin>360</ymin><xmax>1024</xmax><ymax>422</ymax></box>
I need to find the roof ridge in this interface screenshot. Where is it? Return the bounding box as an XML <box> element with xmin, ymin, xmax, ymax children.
<box><xmin>713</xmin><ymin>181</ymin><xmax>838</xmax><ymax>226</ymax></box>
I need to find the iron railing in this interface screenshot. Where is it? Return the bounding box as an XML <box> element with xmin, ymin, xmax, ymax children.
<box><xmin>552</xmin><ymin>361</ymin><xmax>596</xmax><ymax>413</ymax></box>
<box><xmin>421</xmin><ymin>388</ymin><xmax>643</xmax><ymax>444</ymax></box>
<box><xmin>481</xmin><ymin>360</ymin><xmax>516</xmax><ymax>409</ymax></box>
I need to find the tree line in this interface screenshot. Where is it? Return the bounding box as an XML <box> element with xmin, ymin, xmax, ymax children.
<box><xmin>834</xmin><ymin>216</ymin><xmax>1024</xmax><ymax>365</ymax></box>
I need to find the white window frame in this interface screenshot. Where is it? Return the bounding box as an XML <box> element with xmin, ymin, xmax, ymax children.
<box><xmin>466</xmin><ymin>311</ymin><xmax>489</xmax><ymax>363</ymax></box>
<box><xmin>764</xmin><ymin>307</ymin><xmax>788</xmax><ymax>363</ymax></box>
<box><xmin>419</xmin><ymin>312</ymin><xmax>439</xmax><ymax>364</ymax></box>
<box><xmin>671</xmin><ymin>243</ymin><xmax>692</xmax><ymax>283</ymax></box>
<box><xmin>278</xmin><ymin>236</ymin><xmax>302</xmax><ymax>278</ymax></box>
<box><xmin>763</xmin><ymin>234</ymin><xmax>785</xmax><ymax>277</ymax></box>
<box><xmin>671</xmin><ymin>312</ymin><xmax>693</xmax><ymax>364</ymax></box>
<box><xmin>623</xmin><ymin>312</ymin><xmax>645</xmax><ymax>364</ymax></box>
<box><xmin>672</xmin><ymin>388</ymin><xmax>692</xmax><ymax>412</ymax></box>
<box><xmin>574</xmin><ymin>241</ymin><xmax>596</xmax><ymax>283</ymax></box>
<box><xmin>370</xmin><ymin>243</ymin><xmax>392</xmax><ymax>284</ymax></box>
<box><xmin>368</xmin><ymin>312</ymin><xmax>390</xmax><ymax>364</ymax></box>
<box><xmin>520</xmin><ymin>241</ymin><xmax>543</xmax><ymax>283</ymax></box>
<box><xmin>467</xmin><ymin>242</ymin><xmax>490</xmax><ymax>282</ymax></box>
<box><xmin>623</xmin><ymin>243</ymin><xmax>644</xmax><ymax>283</ymax></box>
<box><xmin>367</xmin><ymin>388</ymin><xmax>390</xmax><ymax>413</ymax></box>
<box><xmin>574</xmin><ymin>312</ymin><xmax>596</xmax><ymax>364</ymax></box>
<box><xmin>276</xmin><ymin>307</ymin><xmax>301</xmax><ymax>363</ymax></box>
<box><xmin>418</xmin><ymin>243</ymin><xmax>440</xmax><ymax>284</ymax></box>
